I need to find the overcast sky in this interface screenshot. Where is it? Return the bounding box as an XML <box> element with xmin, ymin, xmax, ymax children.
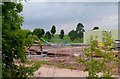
<box><xmin>22</xmin><ymin>2</ymin><xmax>118</xmax><ymax>34</ymax></box>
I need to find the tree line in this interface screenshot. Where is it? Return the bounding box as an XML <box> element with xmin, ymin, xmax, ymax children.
<box><xmin>27</xmin><ymin>24</ymin><xmax>99</xmax><ymax>42</ymax></box>
<box><xmin>32</xmin><ymin>22</ymin><xmax>86</xmax><ymax>42</ymax></box>
<box><xmin>32</xmin><ymin>25</ymin><xmax>63</xmax><ymax>41</ymax></box>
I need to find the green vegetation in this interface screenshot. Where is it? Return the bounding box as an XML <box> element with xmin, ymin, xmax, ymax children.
<box><xmin>50</xmin><ymin>25</ymin><xmax>56</xmax><ymax>36</ymax></box>
<box><xmin>77</xmin><ymin>32</ymin><xmax>118</xmax><ymax>78</ymax></box>
<box><xmin>76</xmin><ymin>23</ymin><xmax>85</xmax><ymax>39</ymax></box>
<box><xmin>3</xmin><ymin>2</ymin><xmax>25</xmax><ymax>78</ymax></box>
<box><xmin>68</xmin><ymin>23</ymin><xmax>85</xmax><ymax>42</ymax></box>
<box><xmin>68</xmin><ymin>30</ymin><xmax>77</xmax><ymax>41</ymax></box>
<box><xmin>45</xmin><ymin>31</ymin><xmax>52</xmax><ymax>41</ymax></box>
<box><xmin>2</xmin><ymin>2</ymin><xmax>39</xmax><ymax>78</ymax></box>
<box><xmin>93</xmin><ymin>27</ymin><xmax>99</xmax><ymax>30</ymax></box>
<box><xmin>46</xmin><ymin>35</ymin><xmax>83</xmax><ymax>43</ymax></box>
<box><xmin>59</xmin><ymin>29</ymin><xmax>64</xmax><ymax>39</ymax></box>
<box><xmin>47</xmin><ymin>62</ymin><xmax>76</xmax><ymax>70</ymax></box>
<box><xmin>32</xmin><ymin>23</ymin><xmax>85</xmax><ymax>43</ymax></box>
<box><xmin>33</xmin><ymin>28</ymin><xmax>45</xmax><ymax>38</ymax></box>
<box><xmin>23</xmin><ymin>60</ymin><xmax>48</xmax><ymax>65</ymax></box>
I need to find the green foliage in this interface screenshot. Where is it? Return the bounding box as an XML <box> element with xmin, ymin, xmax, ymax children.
<box><xmin>102</xmin><ymin>31</ymin><xmax>115</xmax><ymax>50</ymax></box>
<box><xmin>45</xmin><ymin>31</ymin><xmax>52</xmax><ymax>41</ymax></box>
<box><xmin>48</xmin><ymin>35</ymin><xmax>83</xmax><ymax>44</ymax></box>
<box><xmin>33</xmin><ymin>28</ymin><xmax>45</xmax><ymax>38</ymax></box>
<box><xmin>18</xmin><ymin>30</ymin><xmax>34</xmax><ymax>47</ymax></box>
<box><xmin>76</xmin><ymin>23</ymin><xmax>85</xmax><ymax>38</ymax></box>
<box><xmin>50</xmin><ymin>25</ymin><xmax>56</xmax><ymax>35</ymax></box>
<box><xmin>68</xmin><ymin>30</ymin><xmax>77</xmax><ymax>41</ymax></box>
<box><xmin>93</xmin><ymin>27</ymin><xmax>99</xmax><ymax>30</ymax></box>
<box><xmin>24</xmin><ymin>30</ymin><xmax>33</xmax><ymax>38</ymax></box>
<box><xmin>59</xmin><ymin>29</ymin><xmax>64</xmax><ymax>39</ymax></box>
<box><xmin>24</xmin><ymin>35</ymin><xmax>34</xmax><ymax>47</ymax></box>
<box><xmin>2</xmin><ymin>2</ymin><xmax>37</xmax><ymax>78</ymax></box>
<box><xmin>68</xmin><ymin>23</ymin><xmax>85</xmax><ymax>42</ymax></box>
<box><xmin>77</xmin><ymin>32</ymin><xmax>118</xmax><ymax>78</ymax></box>
<box><xmin>24</xmin><ymin>33</ymin><xmax>39</xmax><ymax>47</ymax></box>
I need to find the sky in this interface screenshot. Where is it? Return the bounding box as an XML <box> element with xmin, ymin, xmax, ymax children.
<box><xmin>22</xmin><ymin>1</ymin><xmax>118</xmax><ymax>34</ymax></box>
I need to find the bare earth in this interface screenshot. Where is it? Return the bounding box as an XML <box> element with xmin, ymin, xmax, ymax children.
<box><xmin>34</xmin><ymin>65</ymin><xmax>118</xmax><ymax>77</ymax></box>
<box><xmin>32</xmin><ymin>46</ymin><xmax>118</xmax><ymax>77</ymax></box>
<box><xmin>34</xmin><ymin>65</ymin><xmax>88</xmax><ymax>77</ymax></box>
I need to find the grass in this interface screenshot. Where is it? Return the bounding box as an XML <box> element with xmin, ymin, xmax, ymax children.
<box><xmin>24</xmin><ymin>60</ymin><xmax>77</xmax><ymax>71</ymax></box>
<box><xmin>46</xmin><ymin>62</ymin><xmax>76</xmax><ymax>70</ymax></box>
<box><xmin>41</xmin><ymin>34</ymin><xmax>83</xmax><ymax>44</ymax></box>
<box><xmin>24</xmin><ymin>60</ymin><xmax>48</xmax><ymax>66</ymax></box>
<box><xmin>24</xmin><ymin>60</ymin><xmax>77</xmax><ymax>70</ymax></box>
<box><xmin>56</xmin><ymin>63</ymin><xmax>76</xmax><ymax>70</ymax></box>
<box><xmin>30</xmin><ymin>60</ymin><xmax>48</xmax><ymax>71</ymax></box>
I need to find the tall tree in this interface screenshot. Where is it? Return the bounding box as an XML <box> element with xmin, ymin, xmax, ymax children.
<box><xmin>2</xmin><ymin>2</ymin><xmax>26</xmax><ymax>78</ymax></box>
<box><xmin>68</xmin><ymin>30</ymin><xmax>77</xmax><ymax>41</ymax></box>
<box><xmin>45</xmin><ymin>31</ymin><xmax>51</xmax><ymax>41</ymax></box>
<box><xmin>23</xmin><ymin>30</ymin><xmax>32</xmax><ymax>38</ymax></box>
<box><xmin>2</xmin><ymin>2</ymin><xmax>36</xmax><ymax>78</ymax></box>
<box><xmin>59</xmin><ymin>29</ymin><xmax>64</xmax><ymax>39</ymax></box>
<box><xmin>50</xmin><ymin>25</ymin><xmax>56</xmax><ymax>36</ymax></box>
<box><xmin>76</xmin><ymin>23</ymin><xmax>85</xmax><ymax>38</ymax></box>
<box><xmin>33</xmin><ymin>28</ymin><xmax>45</xmax><ymax>38</ymax></box>
<box><xmin>41</xmin><ymin>29</ymin><xmax>45</xmax><ymax>36</ymax></box>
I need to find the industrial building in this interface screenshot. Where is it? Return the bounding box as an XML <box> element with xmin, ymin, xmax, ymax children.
<box><xmin>84</xmin><ymin>29</ymin><xmax>120</xmax><ymax>44</ymax></box>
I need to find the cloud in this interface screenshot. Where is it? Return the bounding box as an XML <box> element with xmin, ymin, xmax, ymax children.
<box><xmin>29</xmin><ymin>0</ymin><xmax>119</xmax><ymax>2</ymax></box>
<box><xmin>22</xmin><ymin>2</ymin><xmax>118</xmax><ymax>34</ymax></box>
<box><xmin>84</xmin><ymin>15</ymin><xmax>118</xmax><ymax>31</ymax></box>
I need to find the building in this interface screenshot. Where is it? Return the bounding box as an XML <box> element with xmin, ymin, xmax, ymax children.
<box><xmin>84</xmin><ymin>29</ymin><xmax>120</xmax><ymax>44</ymax></box>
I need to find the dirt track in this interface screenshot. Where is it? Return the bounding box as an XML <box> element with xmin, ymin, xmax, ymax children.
<box><xmin>34</xmin><ymin>65</ymin><xmax>118</xmax><ymax>77</ymax></box>
<box><xmin>34</xmin><ymin>65</ymin><xmax>88</xmax><ymax>77</ymax></box>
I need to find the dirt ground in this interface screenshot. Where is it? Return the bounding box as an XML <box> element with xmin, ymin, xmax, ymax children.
<box><xmin>34</xmin><ymin>65</ymin><xmax>88</xmax><ymax>77</ymax></box>
<box><xmin>29</xmin><ymin>45</ymin><xmax>118</xmax><ymax>77</ymax></box>
<box><xmin>42</xmin><ymin>45</ymin><xmax>84</xmax><ymax>56</ymax></box>
<box><xmin>34</xmin><ymin>65</ymin><xmax>118</xmax><ymax>77</ymax></box>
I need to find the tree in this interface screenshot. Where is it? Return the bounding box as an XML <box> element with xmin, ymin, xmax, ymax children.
<box><xmin>2</xmin><ymin>2</ymin><xmax>26</xmax><ymax>78</ymax></box>
<box><xmin>41</xmin><ymin>29</ymin><xmax>45</xmax><ymax>36</ymax></box>
<box><xmin>23</xmin><ymin>30</ymin><xmax>32</xmax><ymax>38</ymax></box>
<box><xmin>2</xmin><ymin>2</ymin><xmax>36</xmax><ymax>78</ymax></box>
<box><xmin>93</xmin><ymin>27</ymin><xmax>99</xmax><ymax>30</ymax></box>
<box><xmin>33</xmin><ymin>28</ymin><xmax>45</xmax><ymax>38</ymax></box>
<box><xmin>24</xmin><ymin>35</ymin><xmax>36</xmax><ymax>47</ymax></box>
<box><xmin>68</xmin><ymin>30</ymin><xmax>77</xmax><ymax>41</ymax></box>
<box><xmin>76</xmin><ymin>23</ymin><xmax>85</xmax><ymax>38</ymax></box>
<box><xmin>50</xmin><ymin>25</ymin><xmax>56</xmax><ymax>36</ymax></box>
<box><xmin>59</xmin><ymin>29</ymin><xmax>64</xmax><ymax>39</ymax></box>
<box><xmin>45</xmin><ymin>31</ymin><xmax>51</xmax><ymax>41</ymax></box>
<box><xmin>32</xmin><ymin>35</ymin><xmax>39</xmax><ymax>41</ymax></box>
<box><xmin>77</xmin><ymin>32</ymin><xmax>118</xmax><ymax>78</ymax></box>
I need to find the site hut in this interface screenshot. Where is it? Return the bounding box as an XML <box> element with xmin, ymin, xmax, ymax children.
<box><xmin>83</xmin><ymin>29</ymin><xmax>119</xmax><ymax>45</ymax></box>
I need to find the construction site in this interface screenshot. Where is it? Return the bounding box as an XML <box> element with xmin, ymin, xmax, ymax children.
<box><xmin>23</xmin><ymin>39</ymin><xmax>119</xmax><ymax>77</ymax></box>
